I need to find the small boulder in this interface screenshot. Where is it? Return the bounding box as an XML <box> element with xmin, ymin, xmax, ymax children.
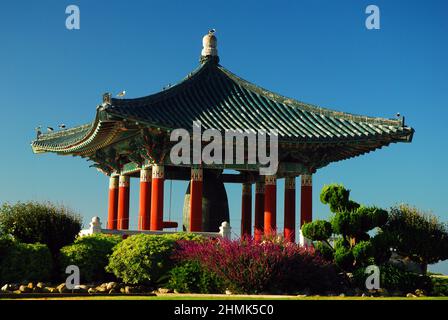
<box><xmin>106</xmin><ymin>282</ymin><xmax>118</xmax><ymax>291</ymax></box>
<box><xmin>415</xmin><ymin>289</ymin><xmax>426</xmax><ymax>297</ymax></box>
<box><xmin>57</xmin><ymin>283</ymin><xmax>70</xmax><ymax>293</ymax></box>
<box><xmin>1</xmin><ymin>284</ymin><xmax>10</xmax><ymax>292</ymax></box>
<box><xmin>406</xmin><ymin>293</ymin><xmax>417</xmax><ymax>298</ymax></box>
<box><xmin>36</xmin><ymin>282</ymin><xmax>45</xmax><ymax>289</ymax></box>
<box><xmin>88</xmin><ymin>288</ymin><xmax>97</xmax><ymax>294</ymax></box>
<box><xmin>157</xmin><ymin>288</ymin><xmax>173</xmax><ymax>294</ymax></box>
<box><xmin>19</xmin><ymin>285</ymin><xmax>32</xmax><ymax>293</ymax></box>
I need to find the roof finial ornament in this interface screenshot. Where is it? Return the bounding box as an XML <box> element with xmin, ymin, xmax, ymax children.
<box><xmin>200</xmin><ymin>29</ymin><xmax>219</xmax><ymax>64</ymax></box>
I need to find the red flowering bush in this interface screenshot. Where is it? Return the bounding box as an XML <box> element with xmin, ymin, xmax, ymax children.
<box><xmin>173</xmin><ymin>238</ymin><xmax>341</xmax><ymax>294</ymax></box>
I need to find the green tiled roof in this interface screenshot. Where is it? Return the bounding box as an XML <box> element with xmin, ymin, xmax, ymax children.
<box><xmin>31</xmin><ymin>59</ymin><xmax>414</xmax><ymax>163</ymax></box>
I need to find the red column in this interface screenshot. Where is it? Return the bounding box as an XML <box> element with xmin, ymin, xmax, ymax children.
<box><xmin>300</xmin><ymin>174</ymin><xmax>313</xmax><ymax>226</ymax></box>
<box><xmin>241</xmin><ymin>183</ymin><xmax>252</xmax><ymax>238</ymax></box>
<box><xmin>138</xmin><ymin>167</ymin><xmax>152</xmax><ymax>230</ymax></box>
<box><xmin>254</xmin><ymin>182</ymin><xmax>265</xmax><ymax>241</ymax></box>
<box><xmin>117</xmin><ymin>175</ymin><xmax>130</xmax><ymax>230</ymax></box>
<box><xmin>264</xmin><ymin>175</ymin><xmax>277</xmax><ymax>237</ymax></box>
<box><xmin>284</xmin><ymin>176</ymin><xmax>296</xmax><ymax>242</ymax></box>
<box><xmin>150</xmin><ymin>165</ymin><xmax>164</xmax><ymax>231</ymax></box>
<box><xmin>189</xmin><ymin>167</ymin><xmax>203</xmax><ymax>232</ymax></box>
<box><xmin>107</xmin><ymin>176</ymin><xmax>119</xmax><ymax>230</ymax></box>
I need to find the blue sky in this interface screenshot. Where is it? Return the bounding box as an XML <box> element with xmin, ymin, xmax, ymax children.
<box><xmin>0</xmin><ymin>1</ymin><xmax>447</xmax><ymax>273</ymax></box>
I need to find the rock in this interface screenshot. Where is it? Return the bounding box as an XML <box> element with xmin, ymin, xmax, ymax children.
<box><xmin>339</xmin><ymin>293</ymin><xmax>345</xmax><ymax>297</ymax></box>
<box><xmin>19</xmin><ymin>285</ymin><xmax>32</xmax><ymax>293</ymax></box>
<box><xmin>361</xmin><ymin>293</ymin><xmax>367</xmax><ymax>297</ymax></box>
<box><xmin>57</xmin><ymin>283</ymin><xmax>70</xmax><ymax>293</ymax></box>
<box><xmin>13</xmin><ymin>290</ymin><xmax>22</xmax><ymax>294</ymax></box>
<box><xmin>120</xmin><ymin>287</ymin><xmax>126</xmax><ymax>294</ymax></box>
<box><xmin>96</xmin><ymin>286</ymin><xmax>108</xmax><ymax>293</ymax></box>
<box><xmin>88</xmin><ymin>288</ymin><xmax>97</xmax><ymax>294</ymax></box>
<box><xmin>225</xmin><ymin>290</ymin><xmax>233</xmax><ymax>295</ymax></box>
<box><xmin>297</xmin><ymin>294</ymin><xmax>307</xmax><ymax>298</ymax></box>
<box><xmin>157</xmin><ymin>288</ymin><xmax>173</xmax><ymax>294</ymax></box>
<box><xmin>44</xmin><ymin>287</ymin><xmax>58</xmax><ymax>294</ymax></box>
<box><xmin>125</xmin><ymin>286</ymin><xmax>138</xmax><ymax>294</ymax></box>
<box><xmin>415</xmin><ymin>289</ymin><xmax>426</xmax><ymax>297</ymax></box>
<box><xmin>406</xmin><ymin>293</ymin><xmax>417</xmax><ymax>298</ymax></box>
<box><xmin>106</xmin><ymin>282</ymin><xmax>118</xmax><ymax>291</ymax></box>
<box><xmin>33</xmin><ymin>287</ymin><xmax>43</xmax><ymax>293</ymax></box>
<box><xmin>27</xmin><ymin>282</ymin><xmax>34</xmax><ymax>289</ymax></box>
<box><xmin>1</xmin><ymin>284</ymin><xmax>10</xmax><ymax>292</ymax></box>
<box><xmin>36</xmin><ymin>282</ymin><xmax>45</xmax><ymax>289</ymax></box>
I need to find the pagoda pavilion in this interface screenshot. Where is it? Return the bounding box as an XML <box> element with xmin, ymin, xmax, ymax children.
<box><xmin>31</xmin><ymin>31</ymin><xmax>414</xmax><ymax>242</ymax></box>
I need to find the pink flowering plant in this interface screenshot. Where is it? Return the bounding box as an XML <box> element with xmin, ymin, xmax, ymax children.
<box><xmin>173</xmin><ymin>237</ymin><xmax>341</xmax><ymax>294</ymax></box>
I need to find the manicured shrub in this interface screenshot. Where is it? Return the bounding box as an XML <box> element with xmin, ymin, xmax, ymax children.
<box><xmin>0</xmin><ymin>201</ymin><xmax>82</xmax><ymax>256</ymax></box>
<box><xmin>302</xmin><ymin>220</ymin><xmax>333</xmax><ymax>241</ymax></box>
<box><xmin>0</xmin><ymin>240</ymin><xmax>52</xmax><ymax>283</ymax></box>
<box><xmin>60</xmin><ymin>234</ymin><xmax>122</xmax><ymax>283</ymax></box>
<box><xmin>352</xmin><ymin>241</ymin><xmax>374</xmax><ymax>266</ymax></box>
<box><xmin>106</xmin><ymin>233</ymin><xmax>203</xmax><ymax>285</ymax></box>
<box><xmin>314</xmin><ymin>242</ymin><xmax>334</xmax><ymax>261</ymax></box>
<box><xmin>174</xmin><ymin>238</ymin><xmax>340</xmax><ymax>294</ymax></box>
<box><xmin>167</xmin><ymin>261</ymin><xmax>225</xmax><ymax>294</ymax></box>
<box><xmin>334</xmin><ymin>246</ymin><xmax>354</xmax><ymax>271</ymax></box>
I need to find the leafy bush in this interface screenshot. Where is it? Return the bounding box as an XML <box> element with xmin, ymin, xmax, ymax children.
<box><xmin>302</xmin><ymin>220</ymin><xmax>332</xmax><ymax>241</ymax></box>
<box><xmin>431</xmin><ymin>276</ymin><xmax>448</xmax><ymax>296</ymax></box>
<box><xmin>352</xmin><ymin>241</ymin><xmax>374</xmax><ymax>266</ymax></box>
<box><xmin>0</xmin><ymin>239</ymin><xmax>52</xmax><ymax>283</ymax></box>
<box><xmin>353</xmin><ymin>264</ymin><xmax>433</xmax><ymax>293</ymax></box>
<box><xmin>382</xmin><ymin>204</ymin><xmax>448</xmax><ymax>269</ymax></box>
<box><xmin>0</xmin><ymin>201</ymin><xmax>82</xmax><ymax>256</ymax></box>
<box><xmin>314</xmin><ymin>242</ymin><xmax>334</xmax><ymax>261</ymax></box>
<box><xmin>106</xmin><ymin>233</ymin><xmax>202</xmax><ymax>285</ymax></box>
<box><xmin>60</xmin><ymin>234</ymin><xmax>122</xmax><ymax>283</ymax></box>
<box><xmin>334</xmin><ymin>246</ymin><xmax>354</xmax><ymax>272</ymax></box>
<box><xmin>174</xmin><ymin>238</ymin><xmax>341</xmax><ymax>294</ymax></box>
<box><xmin>167</xmin><ymin>261</ymin><xmax>225</xmax><ymax>294</ymax></box>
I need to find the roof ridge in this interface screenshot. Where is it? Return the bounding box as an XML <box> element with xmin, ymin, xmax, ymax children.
<box><xmin>109</xmin><ymin>62</ymin><xmax>210</xmax><ymax>106</ymax></box>
<box><xmin>36</xmin><ymin>123</ymin><xmax>93</xmax><ymax>141</ymax></box>
<box><xmin>217</xmin><ymin>65</ymin><xmax>403</xmax><ymax>127</ymax></box>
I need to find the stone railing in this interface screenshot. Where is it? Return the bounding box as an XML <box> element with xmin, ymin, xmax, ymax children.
<box><xmin>79</xmin><ymin>217</ymin><xmax>232</xmax><ymax>240</ymax></box>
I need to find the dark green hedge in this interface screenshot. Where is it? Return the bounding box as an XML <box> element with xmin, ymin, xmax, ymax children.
<box><xmin>0</xmin><ymin>236</ymin><xmax>53</xmax><ymax>283</ymax></box>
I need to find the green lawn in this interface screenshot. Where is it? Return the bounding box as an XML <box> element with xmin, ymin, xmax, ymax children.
<box><xmin>2</xmin><ymin>294</ymin><xmax>448</xmax><ymax>300</ymax></box>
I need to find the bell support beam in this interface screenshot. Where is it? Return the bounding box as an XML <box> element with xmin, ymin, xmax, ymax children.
<box><xmin>117</xmin><ymin>175</ymin><xmax>130</xmax><ymax>230</ymax></box>
<box><xmin>138</xmin><ymin>167</ymin><xmax>152</xmax><ymax>230</ymax></box>
<box><xmin>107</xmin><ymin>176</ymin><xmax>119</xmax><ymax>230</ymax></box>
<box><xmin>254</xmin><ymin>182</ymin><xmax>265</xmax><ymax>241</ymax></box>
<box><xmin>284</xmin><ymin>176</ymin><xmax>296</xmax><ymax>242</ymax></box>
<box><xmin>264</xmin><ymin>175</ymin><xmax>277</xmax><ymax>237</ymax></box>
<box><xmin>150</xmin><ymin>165</ymin><xmax>165</xmax><ymax>231</ymax></box>
<box><xmin>300</xmin><ymin>174</ymin><xmax>313</xmax><ymax>227</ymax></box>
<box><xmin>189</xmin><ymin>167</ymin><xmax>203</xmax><ymax>232</ymax></box>
<box><xmin>241</xmin><ymin>183</ymin><xmax>252</xmax><ymax>238</ymax></box>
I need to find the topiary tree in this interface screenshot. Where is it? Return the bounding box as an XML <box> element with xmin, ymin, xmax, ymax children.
<box><xmin>0</xmin><ymin>201</ymin><xmax>82</xmax><ymax>257</ymax></box>
<box><xmin>382</xmin><ymin>204</ymin><xmax>448</xmax><ymax>273</ymax></box>
<box><xmin>302</xmin><ymin>184</ymin><xmax>389</xmax><ymax>271</ymax></box>
<box><xmin>60</xmin><ymin>234</ymin><xmax>122</xmax><ymax>283</ymax></box>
